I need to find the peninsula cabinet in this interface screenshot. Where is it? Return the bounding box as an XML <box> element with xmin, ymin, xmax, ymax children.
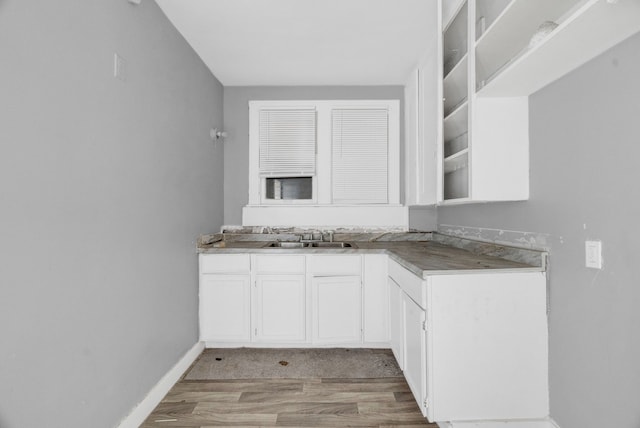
<box><xmin>388</xmin><ymin>258</ymin><xmax>549</xmax><ymax>423</ymax></box>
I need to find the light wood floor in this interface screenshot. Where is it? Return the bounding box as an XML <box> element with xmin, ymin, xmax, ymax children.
<box><xmin>142</xmin><ymin>377</ymin><xmax>437</xmax><ymax>427</ymax></box>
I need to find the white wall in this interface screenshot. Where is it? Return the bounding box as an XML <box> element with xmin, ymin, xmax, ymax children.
<box><xmin>223</xmin><ymin>86</ymin><xmax>404</xmax><ymax>226</ymax></box>
<box><xmin>436</xmin><ymin>33</ymin><xmax>640</xmax><ymax>428</ymax></box>
<box><xmin>0</xmin><ymin>1</ymin><xmax>224</xmax><ymax>427</ymax></box>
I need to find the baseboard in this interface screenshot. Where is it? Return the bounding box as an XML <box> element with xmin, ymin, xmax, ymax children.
<box><xmin>116</xmin><ymin>341</ymin><xmax>204</xmax><ymax>428</ymax></box>
<box><xmin>441</xmin><ymin>418</ymin><xmax>558</xmax><ymax>428</ymax></box>
<box><xmin>203</xmin><ymin>341</ymin><xmax>391</xmax><ymax>349</ymax></box>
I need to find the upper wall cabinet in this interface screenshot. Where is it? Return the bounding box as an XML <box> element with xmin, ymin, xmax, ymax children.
<box><xmin>476</xmin><ymin>0</ymin><xmax>640</xmax><ymax>97</ymax></box>
<box><xmin>435</xmin><ymin>0</ymin><xmax>640</xmax><ymax>204</ymax></box>
<box><xmin>405</xmin><ymin>0</ymin><xmax>439</xmax><ymax>206</ymax></box>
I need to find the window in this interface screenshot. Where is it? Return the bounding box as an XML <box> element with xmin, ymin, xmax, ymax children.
<box><xmin>332</xmin><ymin>109</ymin><xmax>389</xmax><ymax>204</ymax></box>
<box><xmin>259</xmin><ymin>109</ymin><xmax>316</xmax><ymax>177</ymax></box>
<box><xmin>248</xmin><ymin>100</ymin><xmax>399</xmax><ymax>208</ymax></box>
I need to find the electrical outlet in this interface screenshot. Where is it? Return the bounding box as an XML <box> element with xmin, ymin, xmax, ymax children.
<box><xmin>585</xmin><ymin>240</ymin><xmax>603</xmax><ymax>269</ymax></box>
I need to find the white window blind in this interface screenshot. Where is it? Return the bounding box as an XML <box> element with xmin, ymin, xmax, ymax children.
<box><xmin>332</xmin><ymin>109</ymin><xmax>389</xmax><ymax>204</ymax></box>
<box><xmin>259</xmin><ymin>109</ymin><xmax>316</xmax><ymax>176</ymax></box>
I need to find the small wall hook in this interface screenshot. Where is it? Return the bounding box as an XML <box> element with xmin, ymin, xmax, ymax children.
<box><xmin>210</xmin><ymin>128</ymin><xmax>228</xmax><ymax>141</ymax></box>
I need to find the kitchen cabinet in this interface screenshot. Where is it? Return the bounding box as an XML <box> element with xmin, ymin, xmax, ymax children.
<box><xmin>254</xmin><ymin>274</ymin><xmax>306</xmax><ymax>343</ymax></box>
<box><xmin>308</xmin><ymin>255</ymin><xmax>362</xmax><ymax>345</ymax></box>
<box><xmin>405</xmin><ymin>37</ymin><xmax>439</xmax><ymax>206</ymax></box>
<box><xmin>388</xmin><ymin>277</ymin><xmax>404</xmax><ymax>371</ymax></box>
<box><xmin>440</xmin><ymin>0</ymin><xmax>529</xmax><ymax>204</ymax></box>
<box><xmin>199</xmin><ymin>254</ymin><xmax>251</xmax><ymax>342</ymax></box>
<box><xmin>363</xmin><ymin>254</ymin><xmax>389</xmax><ymax>344</ymax></box>
<box><xmin>200</xmin><ymin>253</ymin><xmax>377</xmax><ymax>347</ymax></box>
<box><xmin>253</xmin><ymin>255</ymin><xmax>306</xmax><ymax>343</ymax></box>
<box><xmin>388</xmin><ymin>258</ymin><xmax>548</xmax><ymax>423</ymax></box>
<box><xmin>403</xmin><ymin>292</ymin><xmax>427</xmax><ymax>414</ymax></box>
<box><xmin>312</xmin><ymin>276</ymin><xmax>362</xmax><ymax>344</ymax></box>
<box><xmin>435</xmin><ymin>0</ymin><xmax>640</xmax><ymax>205</ymax></box>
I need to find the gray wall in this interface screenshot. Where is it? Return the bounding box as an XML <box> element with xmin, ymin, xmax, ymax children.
<box><xmin>437</xmin><ymin>33</ymin><xmax>640</xmax><ymax>428</ymax></box>
<box><xmin>408</xmin><ymin>206</ymin><xmax>438</xmax><ymax>231</ymax></box>
<box><xmin>223</xmin><ymin>86</ymin><xmax>404</xmax><ymax>226</ymax></box>
<box><xmin>0</xmin><ymin>1</ymin><xmax>223</xmax><ymax>427</ymax></box>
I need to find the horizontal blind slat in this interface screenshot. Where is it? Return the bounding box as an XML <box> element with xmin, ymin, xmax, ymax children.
<box><xmin>332</xmin><ymin>109</ymin><xmax>389</xmax><ymax>204</ymax></box>
<box><xmin>259</xmin><ymin>109</ymin><xmax>316</xmax><ymax>176</ymax></box>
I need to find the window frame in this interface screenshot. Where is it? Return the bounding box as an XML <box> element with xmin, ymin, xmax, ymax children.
<box><xmin>248</xmin><ymin>99</ymin><xmax>400</xmax><ymax>207</ymax></box>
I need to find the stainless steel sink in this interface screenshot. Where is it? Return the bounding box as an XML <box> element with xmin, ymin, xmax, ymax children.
<box><xmin>306</xmin><ymin>242</ymin><xmax>353</xmax><ymax>248</ymax></box>
<box><xmin>264</xmin><ymin>241</ymin><xmax>354</xmax><ymax>248</ymax></box>
<box><xmin>265</xmin><ymin>242</ymin><xmax>306</xmax><ymax>248</ymax></box>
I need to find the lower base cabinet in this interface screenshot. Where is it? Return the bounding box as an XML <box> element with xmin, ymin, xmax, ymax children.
<box><xmin>254</xmin><ymin>274</ymin><xmax>306</xmax><ymax>343</ymax></box>
<box><xmin>199</xmin><ymin>253</ymin><xmax>549</xmax><ymax>426</ymax></box>
<box><xmin>403</xmin><ymin>292</ymin><xmax>427</xmax><ymax>412</ymax></box>
<box><xmin>200</xmin><ymin>274</ymin><xmax>251</xmax><ymax>342</ymax></box>
<box><xmin>312</xmin><ymin>276</ymin><xmax>362</xmax><ymax>344</ymax></box>
<box><xmin>388</xmin><ymin>277</ymin><xmax>404</xmax><ymax>370</ymax></box>
<box><xmin>389</xmin><ymin>259</ymin><xmax>549</xmax><ymax>424</ymax></box>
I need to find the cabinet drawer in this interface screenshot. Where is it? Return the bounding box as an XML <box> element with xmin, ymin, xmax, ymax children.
<box><xmin>388</xmin><ymin>258</ymin><xmax>426</xmax><ymax>310</ymax></box>
<box><xmin>308</xmin><ymin>255</ymin><xmax>361</xmax><ymax>276</ymax></box>
<box><xmin>200</xmin><ymin>254</ymin><xmax>250</xmax><ymax>274</ymax></box>
<box><xmin>254</xmin><ymin>255</ymin><xmax>305</xmax><ymax>274</ymax></box>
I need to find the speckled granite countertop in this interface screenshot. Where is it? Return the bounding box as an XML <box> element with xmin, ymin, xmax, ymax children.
<box><xmin>197</xmin><ymin>232</ymin><xmax>546</xmax><ymax>278</ymax></box>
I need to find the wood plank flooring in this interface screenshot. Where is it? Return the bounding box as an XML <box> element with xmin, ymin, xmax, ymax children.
<box><xmin>142</xmin><ymin>377</ymin><xmax>437</xmax><ymax>427</ymax></box>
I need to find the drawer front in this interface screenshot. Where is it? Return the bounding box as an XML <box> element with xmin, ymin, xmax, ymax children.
<box><xmin>308</xmin><ymin>255</ymin><xmax>362</xmax><ymax>276</ymax></box>
<box><xmin>388</xmin><ymin>259</ymin><xmax>426</xmax><ymax>310</ymax></box>
<box><xmin>200</xmin><ymin>254</ymin><xmax>250</xmax><ymax>274</ymax></box>
<box><xmin>254</xmin><ymin>255</ymin><xmax>306</xmax><ymax>274</ymax></box>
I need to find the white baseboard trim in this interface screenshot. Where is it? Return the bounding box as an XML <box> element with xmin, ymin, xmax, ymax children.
<box><xmin>116</xmin><ymin>341</ymin><xmax>204</xmax><ymax>428</ymax></box>
<box><xmin>203</xmin><ymin>341</ymin><xmax>391</xmax><ymax>349</ymax></box>
<box><xmin>439</xmin><ymin>418</ymin><xmax>558</xmax><ymax>428</ymax></box>
<box><xmin>549</xmin><ymin>418</ymin><xmax>561</xmax><ymax>428</ymax></box>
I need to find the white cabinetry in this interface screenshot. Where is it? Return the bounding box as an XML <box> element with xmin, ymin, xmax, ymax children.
<box><xmin>403</xmin><ymin>293</ymin><xmax>427</xmax><ymax>414</ymax></box>
<box><xmin>388</xmin><ymin>277</ymin><xmax>404</xmax><ymax>370</ymax></box>
<box><xmin>405</xmin><ymin>0</ymin><xmax>440</xmax><ymax>207</ymax></box>
<box><xmin>440</xmin><ymin>0</ymin><xmax>529</xmax><ymax>204</ymax></box>
<box><xmin>435</xmin><ymin>0</ymin><xmax>640</xmax><ymax>204</ymax></box>
<box><xmin>253</xmin><ymin>255</ymin><xmax>306</xmax><ymax>343</ymax></box>
<box><xmin>199</xmin><ymin>254</ymin><xmax>251</xmax><ymax>342</ymax></box>
<box><xmin>312</xmin><ymin>276</ymin><xmax>362</xmax><ymax>344</ymax></box>
<box><xmin>200</xmin><ymin>253</ymin><xmax>385</xmax><ymax>347</ymax></box>
<box><xmin>254</xmin><ymin>274</ymin><xmax>306</xmax><ymax>343</ymax></box>
<box><xmin>363</xmin><ymin>254</ymin><xmax>389</xmax><ymax>344</ymax></box>
<box><xmin>388</xmin><ymin>258</ymin><xmax>548</xmax><ymax>424</ymax></box>
<box><xmin>308</xmin><ymin>255</ymin><xmax>362</xmax><ymax>345</ymax></box>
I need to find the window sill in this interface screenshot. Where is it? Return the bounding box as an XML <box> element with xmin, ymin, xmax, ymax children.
<box><xmin>242</xmin><ymin>205</ymin><xmax>408</xmax><ymax>229</ymax></box>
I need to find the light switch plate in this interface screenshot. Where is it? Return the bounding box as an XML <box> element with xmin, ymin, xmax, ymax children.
<box><xmin>585</xmin><ymin>240</ymin><xmax>603</xmax><ymax>269</ymax></box>
<box><xmin>114</xmin><ymin>53</ymin><xmax>126</xmax><ymax>81</ymax></box>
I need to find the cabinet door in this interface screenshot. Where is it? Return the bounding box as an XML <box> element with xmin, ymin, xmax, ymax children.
<box><xmin>254</xmin><ymin>275</ymin><xmax>306</xmax><ymax>342</ymax></box>
<box><xmin>312</xmin><ymin>276</ymin><xmax>362</xmax><ymax>344</ymax></box>
<box><xmin>429</xmin><ymin>272</ymin><xmax>548</xmax><ymax>421</ymax></box>
<box><xmin>200</xmin><ymin>274</ymin><xmax>251</xmax><ymax>342</ymax></box>
<box><xmin>388</xmin><ymin>277</ymin><xmax>404</xmax><ymax>370</ymax></box>
<box><xmin>363</xmin><ymin>254</ymin><xmax>389</xmax><ymax>343</ymax></box>
<box><xmin>403</xmin><ymin>293</ymin><xmax>428</xmax><ymax>417</ymax></box>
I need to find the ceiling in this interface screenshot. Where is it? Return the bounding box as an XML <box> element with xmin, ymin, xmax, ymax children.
<box><xmin>155</xmin><ymin>0</ymin><xmax>436</xmax><ymax>86</ymax></box>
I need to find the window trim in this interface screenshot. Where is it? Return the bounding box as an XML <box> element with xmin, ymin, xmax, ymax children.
<box><xmin>248</xmin><ymin>99</ymin><xmax>400</xmax><ymax>207</ymax></box>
